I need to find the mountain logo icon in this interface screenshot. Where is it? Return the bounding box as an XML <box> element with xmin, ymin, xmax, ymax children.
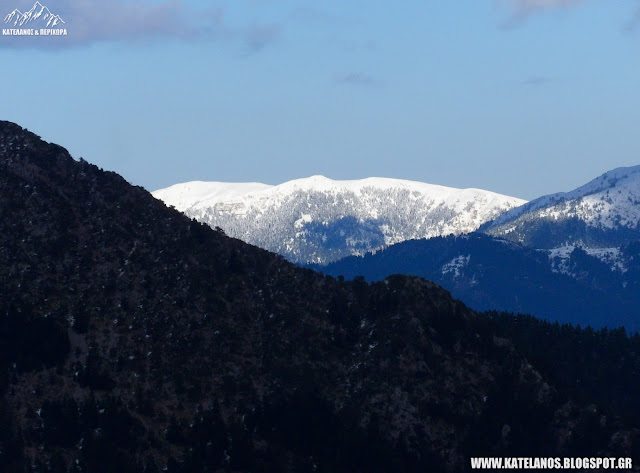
<box><xmin>4</xmin><ymin>2</ymin><xmax>65</xmax><ymax>28</ymax></box>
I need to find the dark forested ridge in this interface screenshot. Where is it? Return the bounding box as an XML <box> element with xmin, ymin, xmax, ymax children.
<box><xmin>0</xmin><ymin>121</ymin><xmax>639</xmax><ymax>472</ymax></box>
<box><xmin>315</xmin><ymin>234</ymin><xmax>640</xmax><ymax>332</ymax></box>
<box><xmin>488</xmin><ymin>312</ymin><xmax>640</xmax><ymax>425</ymax></box>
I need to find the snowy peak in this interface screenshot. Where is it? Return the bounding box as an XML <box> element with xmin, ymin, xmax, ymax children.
<box><xmin>482</xmin><ymin>165</ymin><xmax>640</xmax><ymax>249</ymax></box>
<box><xmin>488</xmin><ymin>166</ymin><xmax>640</xmax><ymax>229</ymax></box>
<box><xmin>153</xmin><ymin>176</ymin><xmax>525</xmax><ymax>264</ymax></box>
<box><xmin>158</xmin><ymin>175</ymin><xmax>522</xmax><ymax>209</ymax></box>
<box><xmin>275</xmin><ymin>175</ymin><xmax>505</xmax><ymax>197</ymax></box>
<box><xmin>564</xmin><ymin>165</ymin><xmax>640</xmax><ymax>199</ymax></box>
<box><xmin>153</xmin><ymin>181</ymin><xmax>273</xmax><ymax>213</ymax></box>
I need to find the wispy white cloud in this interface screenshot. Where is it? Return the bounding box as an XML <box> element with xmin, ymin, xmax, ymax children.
<box><xmin>497</xmin><ymin>0</ymin><xmax>586</xmax><ymax>25</ymax></box>
<box><xmin>500</xmin><ymin>1</ymin><xmax>640</xmax><ymax>34</ymax></box>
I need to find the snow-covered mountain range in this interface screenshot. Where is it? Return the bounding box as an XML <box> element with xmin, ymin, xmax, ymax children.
<box><xmin>481</xmin><ymin>165</ymin><xmax>640</xmax><ymax>249</ymax></box>
<box><xmin>153</xmin><ymin>175</ymin><xmax>526</xmax><ymax>264</ymax></box>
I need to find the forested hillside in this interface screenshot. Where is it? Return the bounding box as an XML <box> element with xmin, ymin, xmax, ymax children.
<box><xmin>1</xmin><ymin>121</ymin><xmax>638</xmax><ymax>472</ymax></box>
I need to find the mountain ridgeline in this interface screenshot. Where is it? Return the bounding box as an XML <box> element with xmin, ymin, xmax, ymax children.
<box><xmin>153</xmin><ymin>177</ymin><xmax>525</xmax><ymax>264</ymax></box>
<box><xmin>315</xmin><ymin>233</ymin><xmax>640</xmax><ymax>333</ymax></box>
<box><xmin>1</xmin><ymin>121</ymin><xmax>639</xmax><ymax>472</ymax></box>
<box><xmin>481</xmin><ymin>165</ymin><xmax>640</xmax><ymax>249</ymax></box>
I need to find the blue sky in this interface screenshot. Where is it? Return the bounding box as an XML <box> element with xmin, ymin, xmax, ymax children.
<box><xmin>1</xmin><ymin>0</ymin><xmax>639</xmax><ymax>199</ymax></box>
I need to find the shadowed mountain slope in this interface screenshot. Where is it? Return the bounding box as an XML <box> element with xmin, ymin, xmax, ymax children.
<box><xmin>0</xmin><ymin>121</ymin><xmax>638</xmax><ymax>472</ymax></box>
<box><xmin>315</xmin><ymin>233</ymin><xmax>640</xmax><ymax>332</ymax></box>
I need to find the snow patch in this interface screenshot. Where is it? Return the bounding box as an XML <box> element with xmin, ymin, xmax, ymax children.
<box><xmin>548</xmin><ymin>246</ymin><xmax>625</xmax><ymax>274</ymax></box>
<box><xmin>441</xmin><ymin>255</ymin><xmax>470</xmax><ymax>278</ymax></box>
<box><xmin>294</xmin><ymin>213</ymin><xmax>313</xmax><ymax>229</ymax></box>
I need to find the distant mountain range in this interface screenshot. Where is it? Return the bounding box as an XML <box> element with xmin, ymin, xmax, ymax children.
<box><xmin>153</xmin><ymin>176</ymin><xmax>525</xmax><ymax>264</ymax></box>
<box><xmin>315</xmin><ymin>233</ymin><xmax>640</xmax><ymax>332</ymax></box>
<box><xmin>481</xmin><ymin>165</ymin><xmax>640</xmax><ymax>249</ymax></box>
<box><xmin>156</xmin><ymin>166</ymin><xmax>640</xmax><ymax>331</ymax></box>
<box><xmin>313</xmin><ymin>167</ymin><xmax>640</xmax><ymax>332</ymax></box>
